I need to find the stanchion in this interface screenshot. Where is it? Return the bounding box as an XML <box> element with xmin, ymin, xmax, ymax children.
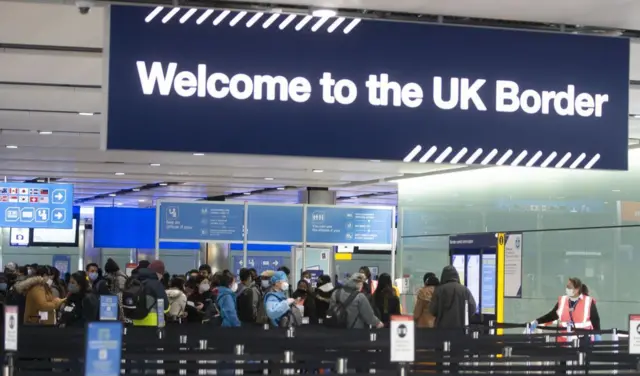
<box><xmin>489</xmin><ymin>320</ymin><xmax>496</xmax><ymax>336</ymax></box>
<box><xmin>613</xmin><ymin>328</ymin><xmax>619</xmax><ymax>375</ymax></box>
<box><xmin>286</xmin><ymin>327</ymin><xmax>295</xmax><ymax>338</ymax></box>
<box><xmin>179</xmin><ymin>335</ymin><xmax>188</xmax><ymax>375</ymax></box>
<box><xmin>336</xmin><ymin>358</ymin><xmax>348</xmax><ymax>374</ymax></box>
<box><xmin>283</xmin><ymin>351</ymin><xmax>295</xmax><ymax>375</ymax></box>
<box><xmin>263</xmin><ymin>324</ymin><xmax>270</xmax><ymax>375</ymax></box>
<box><xmin>235</xmin><ymin>344</ymin><xmax>245</xmax><ymax>375</ymax></box>
<box><xmin>370</xmin><ymin>330</ymin><xmax>378</xmax><ymax>374</ymax></box>
<box><xmin>503</xmin><ymin>346</ymin><xmax>513</xmax><ymax>375</ymax></box>
<box><xmin>443</xmin><ymin>341</ymin><xmax>451</xmax><ymax>374</ymax></box>
<box><xmin>3</xmin><ymin>353</ymin><xmax>14</xmax><ymax>376</ymax></box>
<box><xmin>577</xmin><ymin>352</ymin><xmax>586</xmax><ymax>375</ymax></box>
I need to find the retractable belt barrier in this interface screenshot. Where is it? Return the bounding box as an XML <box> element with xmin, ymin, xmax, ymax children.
<box><xmin>2</xmin><ymin>323</ymin><xmax>639</xmax><ymax>376</ymax></box>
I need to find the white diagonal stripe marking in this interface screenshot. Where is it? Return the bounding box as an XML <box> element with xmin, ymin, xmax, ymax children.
<box><xmin>262</xmin><ymin>13</ymin><xmax>280</xmax><ymax>28</ymax></box>
<box><xmin>197</xmin><ymin>9</ymin><xmax>214</xmax><ymax>24</ymax></box>
<box><xmin>161</xmin><ymin>7</ymin><xmax>180</xmax><ymax>23</ymax></box>
<box><xmin>295</xmin><ymin>15</ymin><xmax>313</xmax><ymax>30</ymax></box>
<box><xmin>343</xmin><ymin>18</ymin><xmax>361</xmax><ymax>34</ymax></box>
<box><xmin>229</xmin><ymin>11</ymin><xmax>247</xmax><ymax>27</ymax></box>
<box><xmin>450</xmin><ymin>148</ymin><xmax>468</xmax><ymax>164</ymax></box>
<box><xmin>279</xmin><ymin>14</ymin><xmax>296</xmax><ymax>30</ymax></box>
<box><xmin>465</xmin><ymin>148</ymin><xmax>483</xmax><ymax>164</ymax></box>
<box><xmin>419</xmin><ymin>146</ymin><xmax>438</xmax><ymax>163</ymax></box>
<box><xmin>480</xmin><ymin>149</ymin><xmax>498</xmax><ymax>165</ymax></box>
<box><xmin>311</xmin><ymin>16</ymin><xmax>330</xmax><ymax>32</ymax></box>
<box><xmin>540</xmin><ymin>152</ymin><xmax>557</xmax><ymax>168</ymax></box>
<box><xmin>496</xmin><ymin>150</ymin><xmax>513</xmax><ymax>165</ymax></box>
<box><xmin>213</xmin><ymin>10</ymin><xmax>230</xmax><ymax>25</ymax></box>
<box><xmin>179</xmin><ymin>8</ymin><xmax>197</xmax><ymax>23</ymax></box>
<box><xmin>510</xmin><ymin>150</ymin><xmax>528</xmax><ymax>166</ymax></box>
<box><xmin>526</xmin><ymin>151</ymin><xmax>543</xmax><ymax>167</ymax></box>
<box><xmin>569</xmin><ymin>153</ymin><xmax>587</xmax><ymax>169</ymax></box>
<box><xmin>145</xmin><ymin>6</ymin><xmax>164</xmax><ymax>23</ymax></box>
<box><xmin>246</xmin><ymin>12</ymin><xmax>264</xmax><ymax>28</ymax></box>
<box><xmin>327</xmin><ymin>17</ymin><xmax>345</xmax><ymax>33</ymax></box>
<box><xmin>434</xmin><ymin>147</ymin><xmax>453</xmax><ymax>163</ymax></box>
<box><xmin>584</xmin><ymin>154</ymin><xmax>600</xmax><ymax>169</ymax></box>
<box><xmin>403</xmin><ymin>145</ymin><xmax>422</xmax><ymax>162</ymax></box>
<box><xmin>555</xmin><ymin>152</ymin><xmax>572</xmax><ymax>168</ymax></box>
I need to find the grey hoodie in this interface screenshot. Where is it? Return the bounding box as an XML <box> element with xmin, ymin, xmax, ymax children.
<box><xmin>329</xmin><ymin>280</ymin><xmax>380</xmax><ymax>329</ymax></box>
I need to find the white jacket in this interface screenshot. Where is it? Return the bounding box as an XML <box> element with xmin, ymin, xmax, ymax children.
<box><xmin>166</xmin><ymin>288</ymin><xmax>187</xmax><ymax>319</ymax></box>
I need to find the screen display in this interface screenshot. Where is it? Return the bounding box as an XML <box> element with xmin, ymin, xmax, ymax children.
<box><xmin>452</xmin><ymin>255</ymin><xmax>466</xmax><ymax>285</ymax></box>
<box><xmin>466</xmin><ymin>255</ymin><xmax>481</xmax><ymax>314</ymax></box>
<box><xmin>31</xmin><ymin>218</ymin><xmax>78</xmax><ymax>245</ymax></box>
<box><xmin>481</xmin><ymin>254</ymin><xmax>497</xmax><ymax>315</ymax></box>
<box><xmin>10</xmin><ymin>228</ymin><xmax>29</xmax><ymax>246</ymax></box>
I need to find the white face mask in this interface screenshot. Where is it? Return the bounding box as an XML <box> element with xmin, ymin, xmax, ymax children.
<box><xmin>281</xmin><ymin>282</ymin><xmax>289</xmax><ymax>291</ymax></box>
<box><xmin>304</xmin><ymin>278</ymin><xmax>311</xmax><ymax>284</ymax></box>
<box><xmin>261</xmin><ymin>280</ymin><xmax>270</xmax><ymax>288</ymax></box>
<box><xmin>565</xmin><ymin>288</ymin><xmax>575</xmax><ymax>297</ymax></box>
<box><xmin>231</xmin><ymin>282</ymin><xmax>238</xmax><ymax>292</ymax></box>
<box><xmin>199</xmin><ymin>284</ymin><xmax>210</xmax><ymax>294</ymax></box>
<box><xmin>46</xmin><ymin>279</ymin><xmax>53</xmax><ymax>287</ymax></box>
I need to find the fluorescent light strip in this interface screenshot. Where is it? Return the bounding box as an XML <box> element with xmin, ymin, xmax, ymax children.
<box><xmin>465</xmin><ymin>148</ymin><xmax>483</xmax><ymax>164</ymax></box>
<box><xmin>162</xmin><ymin>7</ymin><xmax>180</xmax><ymax>23</ymax></box>
<box><xmin>311</xmin><ymin>16</ymin><xmax>330</xmax><ymax>32</ymax></box>
<box><xmin>403</xmin><ymin>145</ymin><xmax>422</xmax><ymax>162</ymax></box>
<box><xmin>230</xmin><ymin>11</ymin><xmax>247</xmax><ymax>27</ymax></box>
<box><xmin>419</xmin><ymin>146</ymin><xmax>438</xmax><ymax>163</ymax></box>
<box><xmin>450</xmin><ymin>148</ymin><xmax>468</xmax><ymax>164</ymax></box>
<box><xmin>197</xmin><ymin>9</ymin><xmax>214</xmax><ymax>24</ymax></box>
<box><xmin>510</xmin><ymin>150</ymin><xmax>528</xmax><ymax>166</ymax></box>
<box><xmin>246</xmin><ymin>12</ymin><xmax>264</xmax><ymax>28</ymax></box>
<box><xmin>525</xmin><ymin>151</ymin><xmax>543</xmax><ymax>167</ymax></box>
<box><xmin>327</xmin><ymin>17</ymin><xmax>345</xmax><ymax>33</ymax></box>
<box><xmin>180</xmin><ymin>8</ymin><xmax>198</xmax><ymax>23</ymax></box>
<box><xmin>434</xmin><ymin>146</ymin><xmax>453</xmax><ymax>164</ymax></box>
<box><xmin>295</xmin><ymin>15</ymin><xmax>313</xmax><ymax>31</ymax></box>
<box><xmin>480</xmin><ymin>149</ymin><xmax>498</xmax><ymax>165</ymax></box>
<box><xmin>496</xmin><ymin>149</ymin><xmax>513</xmax><ymax>165</ymax></box>
<box><xmin>584</xmin><ymin>154</ymin><xmax>601</xmax><ymax>169</ymax></box>
<box><xmin>540</xmin><ymin>152</ymin><xmax>557</xmax><ymax>167</ymax></box>
<box><xmin>213</xmin><ymin>10</ymin><xmax>230</xmax><ymax>25</ymax></box>
<box><xmin>555</xmin><ymin>152</ymin><xmax>572</xmax><ymax>168</ymax></box>
<box><xmin>145</xmin><ymin>6</ymin><xmax>164</xmax><ymax>23</ymax></box>
<box><xmin>279</xmin><ymin>14</ymin><xmax>296</xmax><ymax>30</ymax></box>
<box><xmin>569</xmin><ymin>153</ymin><xmax>587</xmax><ymax>169</ymax></box>
<box><xmin>263</xmin><ymin>13</ymin><xmax>280</xmax><ymax>28</ymax></box>
<box><xmin>343</xmin><ymin>18</ymin><xmax>361</xmax><ymax>34</ymax></box>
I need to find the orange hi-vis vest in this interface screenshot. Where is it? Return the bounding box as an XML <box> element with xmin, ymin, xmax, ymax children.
<box><xmin>556</xmin><ymin>294</ymin><xmax>593</xmax><ymax>342</ymax></box>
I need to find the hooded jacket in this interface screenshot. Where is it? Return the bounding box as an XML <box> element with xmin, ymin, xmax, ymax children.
<box><xmin>315</xmin><ymin>283</ymin><xmax>334</xmax><ymax>320</ymax></box>
<box><xmin>14</xmin><ymin>277</ymin><xmax>62</xmax><ymax>325</ymax></box>
<box><xmin>329</xmin><ymin>280</ymin><xmax>381</xmax><ymax>329</ymax></box>
<box><xmin>429</xmin><ymin>266</ymin><xmax>476</xmax><ymax>330</ymax></box>
<box><xmin>131</xmin><ymin>268</ymin><xmax>169</xmax><ymax>327</ymax></box>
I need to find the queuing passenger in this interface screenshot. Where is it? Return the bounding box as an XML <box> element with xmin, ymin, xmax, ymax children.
<box><xmin>371</xmin><ymin>273</ymin><xmax>401</xmax><ymax>327</ymax></box>
<box><xmin>131</xmin><ymin>260</ymin><xmax>169</xmax><ymax>327</ymax></box>
<box><xmin>26</xmin><ymin>264</ymin><xmax>38</xmax><ymax>277</ymax></box>
<box><xmin>265</xmin><ymin>271</ymin><xmax>302</xmax><ymax>327</ymax></box>
<box><xmin>329</xmin><ymin>273</ymin><xmax>383</xmax><ymax>329</ymax></box>
<box><xmin>277</xmin><ymin>266</ymin><xmax>293</xmax><ymax>297</ymax></box>
<box><xmin>259</xmin><ymin>270</ymin><xmax>275</xmax><ymax>293</ymax></box>
<box><xmin>236</xmin><ymin>268</ymin><xmax>249</xmax><ymax>296</ymax></box>
<box><xmin>15</xmin><ymin>266</ymin><xmax>65</xmax><ymax>325</ymax></box>
<box><xmin>58</xmin><ymin>271</ymin><xmax>98</xmax><ymax>327</ymax></box>
<box><xmin>199</xmin><ymin>264</ymin><xmax>212</xmax><ymax>279</ymax></box>
<box><xmin>166</xmin><ymin>276</ymin><xmax>187</xmax><ymax>322</ymax></box>
<box><xmin>358</xmin><ymin>267</ymin><xmax>372</xmax><ymax>295</ymax></box>
<box><xmin>301</xmin><ymin>271</ymin><xmax>312</xmax><ymax>285</ymax></box>
<box><xmin>184</xmin><ymin>276</ymin><xmax>208</xmax><ymax>322</ymax></box>
<box><xmin>186</xmin><ymin>269</ymin><xmax>199</xmax><ymax>281</ymax></box>
<box><xmin>0</xmin><ymin>273</ymin><xmax>8</xmax><ymax>302</ymax></box>
<box><xmin>414</xmin><ymin>273</ymin><xmax>439</xmax><ymax>328</ymax></box>
<box><xmin>314</xmin><ymin>275</ymin><xmax>334</xmax><ymax>320</ymax></box>
<box><xmin>294</xmin><ymin>279</ymin><xmax>318</xmax><ymax>324</ymax></box>
<box><xmin>429</xmin><ymin>265</ymin><xmax>476</xmax><ymax>330</ymax></box>
<box><xmin>49</xmin><ymin>266</ymin><xmax>66</xmax><ymax>298</ymax></box>
<box><xmin>130</xmin><ymin>260</ymin><xmax>150</xmax><ymax>278</ymax></box>
<box><xmin>85</xmin><ymin>263</ymin><xmax>102</xmax><ymax>290</ymax></box>
<box><xmin>103</xmin><ymin>258</ymin><xmax>127</xmax><ymax>294</ymax></box>
<box><xmin>6</xmin><ymin>266</ymin><xmax>28</xmax><ymax>319</ymax></box>
<box><xmin>216</xmin><ymin>270</ymin><xmax>241</xmax><ymax>327</ymax></box>
<box><xmin>529</xmin><ymin>277</ymin><xmax>601</xmax><ymax>341</ymax></box>
<box><xmin>237</xmin><ymin>268</ymin><xmax>262</xmax><ymax>324</ymax></box>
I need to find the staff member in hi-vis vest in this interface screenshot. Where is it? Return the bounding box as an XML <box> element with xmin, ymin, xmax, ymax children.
<box><xmin>529</xmin><ymin>277</ymin><xmax>601</xmax><ymax>341</ymax></box>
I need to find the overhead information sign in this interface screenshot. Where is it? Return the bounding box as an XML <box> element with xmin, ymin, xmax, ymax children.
<box><xmin>0</xmin><ymin>183</ymin><xmax>73</xmax><ymax>229</ymax></box>
<box><xmin>247</xmin><ymin>204</ymin><xmax>303</xmax><ymax>243</ymax></box>
<box><xmin>306</xmin><ymin>206</ymin><xmax>393</xmax><ymax>245</ymax></box>
<box><xmin>106</xmin><ymin>6</ymin><xmax>629</xmax><ymax>170</ymax></box>
<box><xmin>158</xmin><ymin>201</ymin><xmax>244</xmax><ymax>242</ymax></box>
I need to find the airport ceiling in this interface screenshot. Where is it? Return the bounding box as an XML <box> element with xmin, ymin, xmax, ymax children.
<box><xmin>1</xmin><ymin>0</ymin><xmax>639</xmax><ymax>208</ymax></box>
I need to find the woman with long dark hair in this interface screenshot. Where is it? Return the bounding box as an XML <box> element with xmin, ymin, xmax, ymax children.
<box><xmin>371</xmin><ymin>273</ymin><xmax>401</xmax><ymax>326</ymax></box>
<box><xmin>58</xmin><ymin>271</ymin><xmax>98</xmax><ymax>327</ymax></box>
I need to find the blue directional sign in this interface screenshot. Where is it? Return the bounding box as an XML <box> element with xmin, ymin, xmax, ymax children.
<box><xmin>0</xmin><ymin>183</ymin><xmax>73</xmax><ymax>229</ymax></box>
<box><xmin>306</xmin><ymin>206</ymin><xmax>393</xmax><ymax>245</ymax></box>
<box><xmin>247</xmin><ymin>204</ymin><xmax>303</xmax><ymax>243</ymax></box>
<box><xmin>84</xmin><ymin>321</ymin><xmax>123</xmax><ymax>376</ymax></box>
<box><xmin>158</xmin><ymin>201</ymin><xmax>244</xmax><ymax>242</ymax></box>
<box><xmin>233</xmin><ymin>255</ymin><xmax>284</xmax><ymax>276</ymax></box>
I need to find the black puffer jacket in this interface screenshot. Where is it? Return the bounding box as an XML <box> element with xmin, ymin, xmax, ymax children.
<box><xmin>429</xmin><ymin>266</ymin><xmax>476</xmax><ymax>330</ymax></box>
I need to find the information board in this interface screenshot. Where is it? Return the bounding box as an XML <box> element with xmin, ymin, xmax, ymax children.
<box><xmin>233</xmin><ymin>255</ymin><xmax>284</xmax><ymax>276</ymax></box>
<box><xmin>52</xmin><ymin>255</ymin><xmax>71</xmax><ymax>277</ymax></box>
<box><xmin>158</xmin><ymin>201</ymin><xmax>244</xmax><ymax>242</ymax></box>
<box><xmin>481</xmin><ymin>254</ymin><xmax>497</xmax><ymax>315</ymax></box>
<box><xmin>4</xmin><ymin>305</ymin><xmax>18</xmax><ymax>351</ymax></box>
<box><xmin>247</xmin><ymin>205</ymin><xmax>303</xmax><ymax>243</ymax></box>
<box><xmin>84</xmin><ymin>321</ymin><xmax>123</xmax><ymax>376</ymax></box>
<box><xmin>452</xmin><ymin>255</ymin><xmax>466</xmax><ymax>286</ymax></box>
<box><xmin>504</xmin><ymin>233</ymin><xmax>523</xmax><ymax>298</ymax></box>
<box><xmin>0</xmin><ymin>183</ymin><xmax>73</xmax><ymax>229</ymax></box>
<box><xmin>99</xmin><ymin>296</ymin><xmax>118</xmax><ymax>321</ymax></box>
<box><xmin>306</xmin><ymin>206</ymin><xmax>393</xmax><ymax>245</ymax></box>
<box><xmin>390</xmin><ymin>316</ymin><xmax>415</xmax><ymax>362</ymax></box>
<box><xmin>467</xmin><ymin>255</ymin><xmax>480</xmax><ymax>314</ymax></box>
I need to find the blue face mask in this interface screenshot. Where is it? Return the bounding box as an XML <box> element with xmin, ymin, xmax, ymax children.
<box><xmin>88</xmin><ymin>272</ymin><xmax>98</xmax><ymax>281</ymax></box>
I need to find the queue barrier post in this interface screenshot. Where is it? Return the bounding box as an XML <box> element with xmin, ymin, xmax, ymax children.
<box><xmin>613</xmin><ymin>328</ymin><xmax>619</xmax><ymax>375</ymax></box>
<box><xmin>503</xmin><ymin>346</ymin><xmax>513</xmax><ymax>375</ymax></box>
<box><xmin>286</xmin><ymin>327</ymin><xmax>295</xmax><ymax>338</ymax></box>
<box><xmin>489</xmin><ymin>320</ymin><xmax>496</xmax><ymax>336</ymax></box>
<box><xmin>336</xmin><ymin>358</ymin><xmax>348</xmax><ymax>374</ymax></box>
<box><xmin>3</xmin><ymin>352</ymin><xmax>14</xmax><ymax>376</ymax></box>
<box><xmin>369</xmin><ymin>330</ymin><xmax>378</xmax><ymax>374</ymax></box>
<box><xmin>235</xmin><ymin>344</ymin><xmax>245</xmax><ymax>376</ymax></box>
<box><xmin>283</xmin><ymin>351</ymin><xmax>295</xmax><ymax>375</ymax></box>
<box><xmin>443</xmin><ymin>341</ymin><xmax>451</xmax><ymax>374</ymax></box>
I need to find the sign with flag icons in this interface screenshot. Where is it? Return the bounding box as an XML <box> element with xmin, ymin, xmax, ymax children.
<box><xmin>104</xmin><ymin>5</ymin><xmax>629</xmax><ymax>170</ymax></box>
<box><xmin>0</xmin><ymin>183</ymin><xmax>73</xmax><ymax>229</ymax></box>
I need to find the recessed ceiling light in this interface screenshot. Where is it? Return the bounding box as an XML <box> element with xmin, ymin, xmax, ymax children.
<box><xmin>351</xmin><ymin>196</ymin><xmax>358</xmax><ymax>199</ymax></box>
<box><xmin>370</xmin><ymin>159</ymin><xmax>381</xmax><ymax>163</ymax></box>
<box><xmin>149</xmin><ymin>163</ymin><xmax>161</xmax><ymax>167</ymax></box>
<box><xmin>78</xmin><ymin>112</ymin><xmax>94</xmax><ymax>116</ymax></box>
<box><xmin>5</xmin><ymin>145</ymin><xmax>17</xmax><ymax>149</ymax></box>
<box><xmin>138</xmin><ymin>199</ymin><xmax>146</xmax><ymax>202</ymax></box>
<box><xmin>612</xmin><ymin>189</ymin><xmax>621</xmax><ymax>192</ymax></box>
<box><xmin>312</xmin><ymin>169</ymin><xmax>324</xmax><ymax>173</ymax></box>
<box><xmin>264</xmin><ymin>177</ymin><xmax>274</xmax><ymax>181</ymax></box>
<box><xmin>115</xmin><ymin>172</ymin><xmax>125</xmax><ymax>176</ymax></box>
<box><xmin>109</xmin><ymin>193</ymin><xmax>116</xmax><ymax>197</ymax></box>
<box><xmin>38</xmin><ymin>131</ymin><xmax>53</xmax><ymax>135</ymax></box>
<box><xmin>276</xmin><ymin>187</ymin><xmax>285</xmax><ymax>190</ymax></box>
<box><xmin>159</xmin><ymin>183</ymin><xmax>168</xmax><ymax>186</ymax></box>
<box><xmin>37</xmin><ymin>179</ymin><xmax>45</xmax><ymax>183</ymax></box>
<box><xmin>193</xmin><ymin>153</ymin><xmax>205</xmax><ymax>156</ymax></box>
<box><xmin>311</xmin><ymin>9</ymin><xmax>337</xmax><ymax>17</ymax></box>
<box><xmin>243</xmin><ymin>192</ymin><xmax>251</xmax><ymax>195</ymax></box>
<box><xmin>132</xmin><ymin>188</ymin><xmax>141</xmax><ymax>192</ymax></box>
<box><xmin>116</xmin><ymin>202</ymin><xmax>123</xmax><ymax>206</ymax></box>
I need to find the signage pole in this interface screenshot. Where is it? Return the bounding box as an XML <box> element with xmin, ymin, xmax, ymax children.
<box><xmin>390</xmin><ymin>206</ymin><xmax>397</xmax><ymax>283</ymax></box>
<box><xmin>301</xmin><ymin>205</ymin><xmax>307</xmax><ymax>275</ymax></box>
<box><xmin>243</xmin><ymin>201</ymin><xmax>248</xmax><ymax>270</ymax></box>
<box><xmin>154</xmin><ymin>200</ymin><xmax>160</xmax><ymax>260</ymax></box>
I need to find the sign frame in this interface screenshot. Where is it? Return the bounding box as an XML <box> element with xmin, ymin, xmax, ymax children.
<box><xmin>4</xmin><ymin>305</ymin><xmax>18</xmax><ymax>352</ymax></box>
<box><xmin>245</xmin><ymin>202</ymin><xmax>304</xmax><ymax>245</ymax></box>
<box><xmin>84</xmin><ymin>321</ymin><xmax>123</xmax><ymax>376</ymax></box>
<box><xmin>629</xmin><ymin>314</ymin><xmax>640</xmax><ymax>354</ymax></box>
<box><xmin>390</xmin><ymin>315</ymin><xmax>415</xmax><ymax>362</ymax></box>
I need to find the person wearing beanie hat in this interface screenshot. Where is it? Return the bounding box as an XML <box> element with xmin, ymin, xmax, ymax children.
<box><xmin>264</xmin><ymin>271</ymin><xmax>301</xmax><ymax>327</ymax></box>
<box><xmin>130</xmin><ymin>260</ymin><xmax>169</xmax><ymax>327</ymax></box>
<box><xmin>102</xmin><ymin>258</ymin><xmax>128</xmax><ymax>294</ymax></box>
<box><xmin>414</xmin><ymin>272</ymin><xmax>439</xmax><ymax>328</ymax></box>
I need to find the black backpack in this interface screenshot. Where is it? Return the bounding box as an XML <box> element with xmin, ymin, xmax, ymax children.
<box><xmin>324</xmin><ymin>289</ymin><xmax>359</xmax><ymax>328</ymax></box>
<box><xmin>121</xmin><ymin>278</ymin><xmax>149</xmax><ymax>320</ymax></box>
<box><xmin>237</xmin><ymin>287</ymin><xmax>257</xmax><ymax>323</ymax></box>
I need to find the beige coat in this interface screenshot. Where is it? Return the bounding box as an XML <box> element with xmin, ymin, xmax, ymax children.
<box><xmin>15</xmin><ymin>277</ymin><xmax>63</xmax><ymax>325</ymax></box>
<box><xmin>413</xmin><ymin>286</ymin><xmax>436</xmax><ymax>328</ymax></box>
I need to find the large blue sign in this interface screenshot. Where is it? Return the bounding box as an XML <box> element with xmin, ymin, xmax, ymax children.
<box><xmin>306</xmin><ymin>206</ymin><xmax>393</xmax><ymax>245</ymax></box>
<box><xmin>84</xmin><ymin>321</ymin><xmax>123</xmax><ymax>376</ymax></box>
<box><xmin>0</xmin><ymin>183</ymin><xmax>73</xmax><ymax>229</ymax></box>
<box><xmin>106</xmin><ymin>6</ymin><xmax>629</xmax><ymax>170</ymax></box>
<box><xmin>232</xmin><ymin>255</ymin><xmax>284</xmax><ymax>276</ymax></box>
<box><xmin>158</xmin><ymin>201</ymin><xmax>244</xmax><ymax>242</ymax></box>
<box><xmin>247</xmin><ymin>204</ymin><xmax>303</xmax><ymax>243</ymax></box>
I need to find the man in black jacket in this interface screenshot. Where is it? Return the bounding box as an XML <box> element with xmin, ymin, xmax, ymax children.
<box><xmin>429</xmin><ymin>265</ymin><xmax>476</xmax><ymax>330</ymax></box>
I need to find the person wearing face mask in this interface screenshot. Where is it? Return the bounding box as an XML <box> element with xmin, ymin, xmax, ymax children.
<box><xmin>48</xmin><ymin>266</ymin><xmax>66</xmax><ymax>299</ymax></box>
<box><xmin>529</xmin><ymin>277</ymin><xmax>601</xmax><ymax>342</ymax></box>
<box><xmin>85</xmin><ymin>263</ymin><xmax>102</xmax><ymax>291</ymax></box>
<box><xmin>265</xmin><ymin>271</ymin><xmax>303</xmax><ymax>327</ymax></box>
<box><xmin>260</xmin><ymin>270</ymin><xmax>275</xmax><ymax>293</ymax></box>
<box><xmin>130</xmin><ymin>260</ymin><xmax>170</xmax><ymax>327</ymax></box>
<box><xmin>294</xmin><ymin>279</ymin><xmax>318</xmax><ymax>324</ymax></box>
<box><xmin>237</xmin><ymin>268</ymin><xmax>265</xmax><ymax>324</ymax></box>
<box><xmin>14</xmin><ymin>266</ymin><xmax>65</xmax><ymax>325</ymax></box>
<box><xmin>328</xmin><ymin>273</ymin><xmax>383</xmax><ymax>329</ymax></box>
<box><xmin>214</xmin><ymin>270</ymin><xmax>241</xmax><ymax>327</ymax></box>
<box><xmin>58</xmin><ymin>271</ymin><xmax>98</xmax><ymax>327</ymax></box>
